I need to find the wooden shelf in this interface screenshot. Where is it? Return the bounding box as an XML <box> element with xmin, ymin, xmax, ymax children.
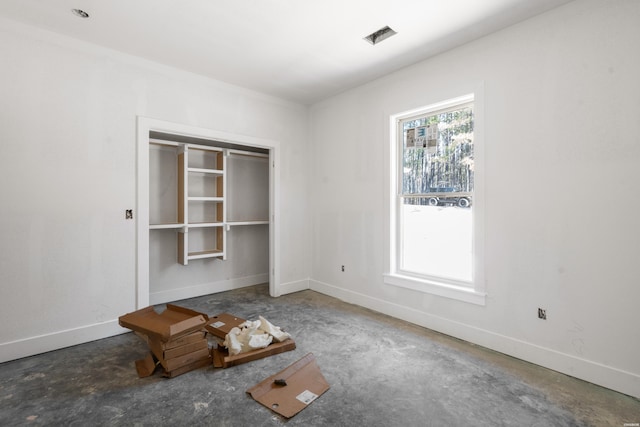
<box><xmin>188</xmin><ymin>167</ymin><xmax>224</xmax><ymax>175</ymax></box>
<box><xmin>188</xmin><ymin>222</ymin><xmax>225</xmax><ymax>228</ymax></box>
<box><xmin>226</xmin><ymin>220</ymin><xmax>269</xmax><ymax>226</ymax></box>
<box><xmin>149</xmin><ymin>223</ymin><xmax>185</xmax><ymax>230</ymax></box>
<box><xmin>188</xmin><ymin>196</ymin><xmax>224</xmax><ymax>202</ymax></box>
<box><xmin>187</xmin><ymin>250</ymin><xmax>224</xmax><ymax>260</ymax></box>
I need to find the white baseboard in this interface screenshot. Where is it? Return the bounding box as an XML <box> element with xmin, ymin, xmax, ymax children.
<box><xmin>0</xmin><ymin>273</ymin><xmax>275</xmax><ymax>364</ymax></box>
<box><xmin>277</xmin><ymin>278</ymin><xmax>310</xmax><ymax>296</ymax></box>
<box><xmin>149</xmin><ymin>273</ymin><xmax>269</xmax><ymax>305</ymax></box>
<box><xmin>309</xmin><ymin>279</ymin><xmax>640</xmax><ymax>399</ymax></box>
<box><xmin>0</xmin><ymin>320</ymin><xmax>126</xmax><ymax>364</ymax></box>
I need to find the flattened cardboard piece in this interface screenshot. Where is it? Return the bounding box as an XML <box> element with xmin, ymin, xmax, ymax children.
<box><xmin>135</xmin><ymin>352</ymin><xmax>158</xmax><ymax>378</ymax></box>
<box><xmin>212</xmin><ymin>339</ymin><xmax>296</xmax><ymax>368</ymax></box>
<box><xmin>162</xmin><ymin>355</ymin><xmax>211</xmax><ymax>378</ymax></box>
<box><xmin>148</xmin><ymin>336</ymin><xmax>208</xmax><ymax>363</ymax></box>
<box><xmin>158</xmin><ymin>347</ymin><xmax>210</xmax><ymax>372</ymax></box>
<box><xmin>119</xmin><ymin>304</ymin><xmax>208</xmax><ymax>342</ymax></box>
<box><xmin>246</xmin><ymin>353</ymin><xmax>329</xmax><ymax>418</ymax></box>
<box><xmin>205</xmin><ymin>313</ymin><xmax>246</xmax><ymax>340</ymax></box>
<box><xmin>142</xmin><ymin>330</ymin><xmax>206</xmax><ymax>351</ymax></box>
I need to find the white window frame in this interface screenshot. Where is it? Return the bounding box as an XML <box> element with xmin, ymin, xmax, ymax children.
<box><xmin>384</xmin><ymin>92</ymin><xmax>486</xmax><ymax>305</ymax></box>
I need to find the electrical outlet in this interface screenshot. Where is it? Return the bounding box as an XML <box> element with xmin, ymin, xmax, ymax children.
<box><xmin>341</xmin><ymin>265</ymin><xmax>345</xmax><ymax>272</ymax></box>
<box><xmin>538</xmin><ymin>308</ymin><xmax>547</xmax><ymax>320</ymax></box>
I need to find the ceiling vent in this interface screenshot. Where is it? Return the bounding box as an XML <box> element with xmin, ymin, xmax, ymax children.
<box><xmin>364</xmin><ymin>26</ymin><xmax>397</xmax><ymax>45</ymax></box>
<box><xmin>71</xmin><ymin>9</ymin><xmax>90</xmax><ymax>18</ymax></box>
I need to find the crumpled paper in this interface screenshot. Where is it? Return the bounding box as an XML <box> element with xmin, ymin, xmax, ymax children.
<box><xmin>223</xmin><ymin>316</ymin><xmax>292</xmax><ymax>356</ymax></box>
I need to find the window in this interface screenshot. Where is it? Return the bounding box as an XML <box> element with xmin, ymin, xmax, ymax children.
<box><xmin>385</xmin><ymin>94</ymin><xmax>485</xmax><ymax>305</ymax></box>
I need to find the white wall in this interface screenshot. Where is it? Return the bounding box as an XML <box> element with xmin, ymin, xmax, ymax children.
<box><xmin>0</xmin><ymin>18</ymin><xmax>310</xmax><ymax>361</ymax></box>
<box><xmin>309</xmin><ymin>0</ymin><xmax>640</xmax><ymax>398</ymax></box>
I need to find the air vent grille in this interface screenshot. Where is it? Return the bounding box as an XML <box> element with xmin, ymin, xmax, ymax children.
<box><xmin>364</xmin><ymin>26</ymin><xmax>397</xmax><ymax>45</ymax></box>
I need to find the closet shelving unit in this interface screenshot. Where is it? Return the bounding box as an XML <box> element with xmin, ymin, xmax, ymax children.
<box><xmin>149</xmin><ymin>140</ymin><xmax>269</xmax><ymax>267</ymax></box>
<box><xmin>149</xmin><ymin>139</ymin><xmax>227</xmax><ymax>265</ymax></box>
<box><xmin>179</xmin><ymin>144</ymin><xmax>226</xmax><ymax>264</ymax></box>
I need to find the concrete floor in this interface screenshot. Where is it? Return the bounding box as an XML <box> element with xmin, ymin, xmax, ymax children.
<box><xmin>0</xmin><ymin>284</ymin><xmax>638</xmax><ymax>426</ymax></box>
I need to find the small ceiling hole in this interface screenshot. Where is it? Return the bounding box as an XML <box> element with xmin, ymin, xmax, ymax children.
<box><xmin>364</xmin><ymin>26</ymin><xmax>397</xmax><ymax>45</ymax></box>
<box><xmin>71</xmin><ymin>9</ymin><xmax>90</xmax><ymax>18</ymax></box>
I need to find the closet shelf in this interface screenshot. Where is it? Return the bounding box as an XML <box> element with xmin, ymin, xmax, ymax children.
<box><xmin>188</xmin><ymin>167</ymin><xmax>224</xmax><ymax>175</ymax></box>
<box><xmin>188</xmin><ymin>196</ymin><xmax>224</xmax><ymax>202</ymax></box>
<box><xmin>149</xmin><ymin>223</ymin><xmax>185</xmax><ymax>230</ymax></box>
<box><xmin>188</xmin><ymin>250</ymin><xmax>224</xmax><ymax>260</ymax></box>
<box><xmin>226</xmin><ymin>220</ymin><xmax>269</xmax><ymax>226</ymax></box>
<box><xmin>188</xmin><ymin>222</ymin><xmax>225</xmax><ymax>228</ymax></box>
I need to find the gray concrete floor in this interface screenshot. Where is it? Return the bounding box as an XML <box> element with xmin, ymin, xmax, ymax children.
<box><xmin>1</xmin><ymin>284</ymin><xmax>638</xmax><ymax>426</ymax></box>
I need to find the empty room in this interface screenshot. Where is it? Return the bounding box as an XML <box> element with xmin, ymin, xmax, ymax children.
<box><xmin>0</xmin><ymin>0</ymin><xmax>639</xmax><ymax>425</ymax></box>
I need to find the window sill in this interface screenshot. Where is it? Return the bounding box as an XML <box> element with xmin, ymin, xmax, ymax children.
<box><xmin>384</xmin><ymin>273</ymin><xmax>486</xmax><ymax>306</ymax></box>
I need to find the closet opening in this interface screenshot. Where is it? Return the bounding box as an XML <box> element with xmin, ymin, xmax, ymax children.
<box><xmin>136</xmin><ymin>118</ymin><xmax>281</xmax><ymax>309</ymax></box>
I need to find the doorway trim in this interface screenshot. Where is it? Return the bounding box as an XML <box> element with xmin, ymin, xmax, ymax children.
<box><xmin>136</xmin><ymin>116</ymin><xmax>281</xmax><ymax>308</ymax></box>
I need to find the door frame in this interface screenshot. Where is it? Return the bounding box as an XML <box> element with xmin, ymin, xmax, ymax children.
<box><xmin>136</xmin><ymin>116</ymin><xmax>281</xmax><ymax>308</ymax></box>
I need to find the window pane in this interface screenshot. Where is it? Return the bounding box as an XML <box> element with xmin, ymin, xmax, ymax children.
<box><xmin>399</xmin><ymin>104</ymin><xmax>474</xmax><ymax>283</ymax></box>
<box><xmin>400</xmin><ymin>198</ymin><xmax>472</xmax><ymax>281</ymax></box>
<box><xmin>402</xmin><ymin>106</ymin><xmax>474</xmax><ymax>196</ymax></box>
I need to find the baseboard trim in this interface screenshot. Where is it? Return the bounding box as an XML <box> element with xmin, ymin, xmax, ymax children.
<box><xmin>0</xmin><ymin>320</ymin><xmax>126</xmax><ymax>364</ymax></box>
<box><xmin>149</xmin><ymin>274</ymin><xmax>269</xmax><ymax>305</ymax></box>
<box><xmin>309</xmin><ymin>279</ymin><xmax>640</xmax><ymax>399</ymax></box>
<box><xmin>277</xmin><ymin>278</ymin><xmax>310</xmax><ymax>296</ymax></box>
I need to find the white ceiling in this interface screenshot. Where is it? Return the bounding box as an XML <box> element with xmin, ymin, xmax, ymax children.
<box><xmin>0</xmin><ymin>0</ymin><xmax>573</xmax><ymax>104</ymax></box>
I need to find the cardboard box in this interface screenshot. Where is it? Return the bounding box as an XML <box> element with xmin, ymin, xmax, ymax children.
<box><xmin>162</xmin><ymin>356</ymin><xmax>211</xmax><ymax>378</ymax></box>
<box><xmin>148</xmin><ymin>333</ymin><xmax>208</xmax><ymax>362</ymax></box>
<box><xmin>205</xmin><ymin>313</ymin><xmax>246</xmax><ymax>340</ymax></box>
<box><xmin>158</xmin><ymin>346</ymin><xmax>210</xmax><ymax>372</ymax></box>
<box><xmin>246</xmin><ymin>353</ymin><xmax>330</xmax><ymax>418</ymax></box>
<box><xmin>135</xmin><ymin>330</ymin><xmax>206</xmax><ymax>348</ymax></box>
<box><xmin>120</xmin><ymin>304</ymin><xmax>211</xmax><ymax>378</ymax></box>
<box><xmin>134</xmin><ymin>331</ymin><xmax>210</xmax><ymax>377</ymax></box>
<box><xmin>135</xmin><ymin>352</ymin><xmax>158</xmax><ymax>378</ymax></box>
<box><xmin>119</xmin><ymin>304</ymin><xmax>209</xmax><ymax>342</ymax></box>
<box><xmin>206</xmin><ymin>312</ymin><xmax>296</xmax><ymax>368</ymax></box>
<box><xmin>134</xmin><ymin>349</ymin><xmax>212</xmax><ymax>378</ymax></box>
<box><xmin>212</xmin><ymin>339</ymin><xmax>296</xmax><ymax>368</ymax></box>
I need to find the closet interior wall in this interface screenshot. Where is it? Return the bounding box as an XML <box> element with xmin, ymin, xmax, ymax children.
<box><xmin>148</xmin><ymin>137</ymin><xmax>270</xmax><ymax>305</ymax></box>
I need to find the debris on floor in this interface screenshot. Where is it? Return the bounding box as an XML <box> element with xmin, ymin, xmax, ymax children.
<box><xmin>206</xmin><ymin>313</ymin><xmax>296</xmax><ymax>368</ymax></box>
<box><xmin>222</xmin><ymin>315</ymin><xmax>292</xmax><ymax>355</ymax></box>
<box><xmin>118</xmin><ymin>305</ymin><xmax>296</xmax><ymax>374</ymax></box>
<box><xmin>118</xmin><ymin>304</ymin><xmax>211</xmax><ymax>378</ymax></box>
<box><xmin>247</xmin><ymin>352</ymin><xmax>330</xmax><ymax>418</ymax></box>
<box><xmin>116</xmin><ymin>304</ymin><xmax>327</xmax><ymax>418</ymax></box>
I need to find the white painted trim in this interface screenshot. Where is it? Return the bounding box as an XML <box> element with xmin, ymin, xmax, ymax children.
<box><xmin>269</xmin><ymin>148</ymin><xmax>281</xmax><ymax>297</ymax></box>
<box><xmin>136</xmin><ymin>117</ymin><xmax>151</xmax><ymax>308</ymax></box>
<box><xmin>0</xmin><ymin>273</ymin><xmax>297</xmax><ymax>364</ymax></box>
<box><xmin>309</xmin><ymin>279</ymin><xmax>640</xmax><ymax>399</ymax></box>
<box><xmin>137</xmin><ymin>116</ymin><xmax>282</xmax><ymax>306</ymax></box>
<box><xmin>0</xmin><ymin>320</ymin><xmax>126</xmax><ymax>364</ymax></box>
<box><xmin>384</xmin><ymin>273</ymin><xmax>486</xmax><ymax>306</ymax></box>
<box><xmin>149</xmin><ymin>274</ymin><xmax>269</xmax><ymax>305</ymax></box>
<box><xmin>386</xmin><ymin>85</ymin><xmax>486</xmax><ymax>304</ymax></box>
<box><xmin>278</xmin><ymin>278</ymin><xmax>311</xmax><ymax>295</ymax></box>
